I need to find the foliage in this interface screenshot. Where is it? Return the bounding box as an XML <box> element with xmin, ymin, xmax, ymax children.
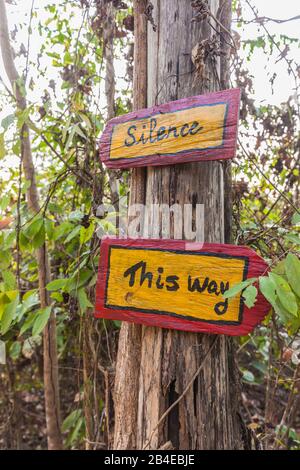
<box><xmin>0</xmin><ymin>0</ymin><xmax>299</xmax><ymax>450</ymax></box>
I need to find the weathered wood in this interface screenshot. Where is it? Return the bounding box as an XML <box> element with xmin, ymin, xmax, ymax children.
<box><xmin>139</xmin><ymin>0</ymin><xmax>245</xmax><ymax>450</ymax></box>
<box><xmin>100</xmin><ymin>89</ymin><xmax>240</xmax><ymax>168</ymax></box>
<box><xmin>95</xmin><ymin>238</ymin><xmax>269</xmax><ymax>335</ymax></box>
<box><xmin>219</xmin><ymin>0</ymin><xmax>234</xmax><ymax>244</ymax></box>
<box><xmin>112</xmin><ymin>0</ymin><xmax>147</xmax><ymax>450</ymax></box>
<box><xmin>113</xmin><ymin>0</ymin><xmax>250</xmax><ymax>450</ymax></box>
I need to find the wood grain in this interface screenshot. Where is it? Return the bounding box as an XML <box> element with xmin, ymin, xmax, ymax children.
<box><xmin>112</xmin><ymin>0</ymin><xmax>251</xmax><ymax>450</ymax></box>
<box><xmin>100</xmin><ymin>88</ymin><xmax>240</xmax><ymax>169</ymax></box>
<box><xmin>95</xmin><ymin>238</ymin><xmax>270</xmax><ymax>336</ymax></box>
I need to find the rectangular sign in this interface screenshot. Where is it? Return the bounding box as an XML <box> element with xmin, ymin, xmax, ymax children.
<box><xmin>99</xmin><ymin>88</ymin><xmax>240</xmax><ymax>169</ymax></box>
<box><xmin>95</xmin><ymin>238</ymin><xmax>269</xmax><ymax>336</ymax></box>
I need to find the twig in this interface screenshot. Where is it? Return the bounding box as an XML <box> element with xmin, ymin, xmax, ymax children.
<box><xmin>238</xmin><ymin>138</ymin><xmax>300</xmax><ymax>214</ymax></box>
<box><xmin>41</xmin><ymin>134</ymin><xmax>91</xmax><ymax>186</ymax></box>
<box><xmin>238</xmin><ymin>15</ymin><xmax>300</xmax><ymax>25</ymax></box>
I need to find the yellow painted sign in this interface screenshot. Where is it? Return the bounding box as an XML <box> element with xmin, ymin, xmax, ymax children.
<box><xmin>109</xmin><ymin>103</ymin><xmax>227</xmax><ymax>161</ymax></box>
<box><xmin>105</xmin><ymin>246</ymin><xmax>246</xmax><ymax>324</ymax></box>
<box><xmin>100</xmin><ymin>89</ymin><xmax>241</xmax><ymax>169</ymax></box>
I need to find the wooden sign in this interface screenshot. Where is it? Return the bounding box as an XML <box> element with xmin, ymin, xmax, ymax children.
<box><xmin>95</xmin><ymin>238</ymin><xmax>269</xmax><ymax>336</ymax></box>
<box><xmin>100</xmin><ymin>88</ymin><xmax>241</xmax><ymax>169</ymax></box>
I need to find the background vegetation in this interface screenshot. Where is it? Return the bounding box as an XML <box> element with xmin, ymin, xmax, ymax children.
<box><xmin>0</xmin><ymin>0</ymin><xmax>299</xmax><ymax>449</ymax></box>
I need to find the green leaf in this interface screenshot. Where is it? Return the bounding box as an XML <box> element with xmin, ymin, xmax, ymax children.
<box><xmin>0</xmin><ymin>194</ymin><xmax>10</xmax><ymax>211</ymax></box>
<box><xmin>0</xmin><ymin>249</ymin><xmax>12</xmax><ymax>269</ymax></box>
<box><xmin>223</xmin><ymin>278</ymin><xmax>257</xmax><ymax>299</ymax></box>
<box><xmin>19</xmin><ymin>293</ymin><xmax>39</xmax><ymax>320</ymax></box>
<box><xmin>285</xmin><ymin>234</ymin><xmax>300</xmax><ymax>245</ymax></box>
<box><xmin>1</xmin><ymin>292</ymin><xmax>19</xmax><ymax>334</ymax></box>
<box><xmin>78</xmin><ymin>112</ymin><xmax>92</xmax><ymax>129</ymax></box>
<box><xmin>292</xmin><ymin>211</ymin><xmax>300</xmax><ymax>225</ymax></box>
<box><xmin>242</xmin><ymin>370</ymin><xmax>255</xmax><ymax>383</ymax></box>
<box><xmin>27</xmin><ymin>119</ymin><xmax>41</xmax><ymax>135</ymax></box>
<box><xmin>19</xmin><ymin>311</ymin><xmax>38</xmax><ymax>336</ymax></box>
<box><xmin>0</xmin><ymin>292</ymin><xmax>12</xmax><ymax>319</ymax></box>
<box><xmin>32</xmin><ymin>223</ymin><xmax>45</xmax><ymax>249</ymax></box>
<box><xmin>65</xmin><ymin>125</ymin><xmax>76</xmax><ymax>150</ymax></box>
<box><xmin>74</xmin><ymin>124</ymin><xmax>87</xmax><ymax>140</ymax></box>
<box><xmin>66</xmin><ymin>269</ymin><xmax>93</xmax><ymax>293</ymax></box>
<box><xmin>2</xmin><ymin>271</ymin><xmax>16</xmax><ymax>290</ymax></box>
<box><xmin>79</xmin><ymin>222</ymin><xmax>94</xmax><ymax>245</ymax></box>
<box><xmin>270</xmin><ymin>273</ymin><xmax>298</xmax><ymax>316</ymax></box>
<box><xmin>65</xmin><ymin>225</ymin><xmax>81</xmax><ymax>244</ymax></box>
<box><xmin>19</xmin><ymin>231</ymin><xmax>30</xmax><ymax>250</ymax></box>
<box><xmin>285</xmin><ymin>254</ymin><xmax>300</xmax><ymax>299</ymax></box>
<box><xmin>50</xmin><ymin>292</ymin><xmax>64</xmax><ymax>302</ymax></box>
<box><xmin>46</xmin><ymin>278</ymin><xmax>68</xmax><ymax>291</ymax></box>
<box><xmin>274</xmin><ymin>298</ymin><xmax>294</xmax><ymax>324</ymax></box>
<box><xmin>259</xmin><ymin>276</ymin><xmax>277</xmax><ymax>307</ymax></box>
<box><xmin>242</xmin><ymin>285</ymin><xmax>258</xmax><ymax>308</ymax></box>
<box><xmin>77</xmin><ymin>288</ymin><xmax>93</xmax><ymax>313</ymax></box>
<box><xmin>1</xmin><ymin>113</ymin><xmax>15</xmax><ymax>130</ymax></box>
<box><xmin>62</xmin><ymin>409</ymin><xmax>82</xmax><ymax>433</ymax></box>
<box><xmin>272</xmin><ymin>260</ymin><xmax>285</xmax><ymax>275</ymax></box>
<box><xmin>53</xmin><ymin>221</ymin><xmax>73</xmax><ymax>241</ymax></box>
<box><xmin>23</xmin><ymin>289</ymin><xmax>38</xmax><ymax>301</ymax></box>
<box><xmin>67</xmin><ymin>417</ymin><xmax>84</xmax><ymax>446</ymax></box>
<box><xmin>25</xmin><ymin>217</ymin><xmax>44</xmax><ymax>239</ymax></box>
<box><xmin>9</xmin><ymin>341</ymin><xmax>21</xmax><ymax>360</ymax></box>
<box><xmin>45</xmin><ymin>219</ymin><xmax>55</xmax><ymax>240</ymax></box>
<box><xmin>32</xmin><ymin>306</ymin><xmax>51</xmax><ymax>337</ymax></box>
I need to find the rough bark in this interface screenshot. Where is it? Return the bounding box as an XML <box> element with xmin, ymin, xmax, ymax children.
<box><xmin>0</xmin><ymin>0</ymin><xmax>62</xmax><ymax>450</ymax></box>
<box><xmin>113</xmin><ymin>0</ymin><xmax>147</xmax><ymax>450</ymax></box>
<box><xmin>114</xmin><ymin>0</ymin><xmax>248</xmax><ymax>450</ymax></box>
<box><xmin>219</xmin><ymin>0</ymin><xmax>233</xmax><ymax>244</ymax></box>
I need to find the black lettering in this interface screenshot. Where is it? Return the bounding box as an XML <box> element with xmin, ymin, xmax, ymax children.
<box><xmin>156</xmin><ymin>267</ymin><xmax>164</xmax><ymax>289</ymax></box>
<box><xmin>124</xmin><ymin>125</ymin><xmax>137</xmax><ymax>147</ymax></box>
<box><xmin>140</xmin><ymin>262</ymin><xmax>153</xmax><ymax>287</ymax></box>
<box><xmin>207</xmin><ymin>280</ymin><xmax>219</xmax><ymax>295</ymax></box>
<box><xmin>149</xmin><ymin>118</ymin><xmax>157</xmax><ymax>143</ymax></box>
<box><xmin>214</xmin><ymin>299</ymin><xmax>228</xmax><ymax>316</ymax></box>
<box><xmin>180</xmin><ymin>123</ymin><xmax>190</xmax><ymax>137</ymax></box>
<box><xmin>188</xmin><ymin>276</ymin><xmax>209</xmax><ymax>293</ymax></box>
<box><xmin>138</xmin><ymin>131</ymin><xmax>148</xmax><ymax>145</ymax></box>
<box><xmin>167</xmin><ymin>125</ymin><xmax>179</xmax><ymax>139</ymax></box>
<box><xmin>166</xmin><ymin>275</ymin><xmax>180</xmax><ymax>291</ymax></box>
<box><xmin>157</xmin><ymin>126</ymin><xmax>167</xmax><ymax>141</ymax></box>
<box><xmin>189</xmin><ymin>121</ymin><xmax>203</xmax><ymax>136</ymax></box>
<box><xmin>220</xmin><ymin>281</ymin><xmax>229</xmax><ymax>295</ymax></box>
<box><xmin>123</xmin><ymin>260</ymin><xmax>145</xmax><ymax>286</ymax></box>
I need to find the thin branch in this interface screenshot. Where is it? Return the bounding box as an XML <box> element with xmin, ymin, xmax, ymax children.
<box><xmin>40</xmin><ymin>134</ymin><xmax>92</xmax><ymax>186</ymax></box>
<box><xmin>239</xmin><ymin>15</ymin><xmax>300</xmax><ymax>25</ymax></box>
<box><xmin>238</xmin><ymin>138</ymin><xmax>300</xmax><ymax>214</ymax></box>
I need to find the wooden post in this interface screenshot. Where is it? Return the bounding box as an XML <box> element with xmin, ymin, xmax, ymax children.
<box><xmin>113</xmin><ymin>0</ymin><xmax>147</xmax><ymax>450</ymax></box>
<box><xmin>113</xmin><ymin>0</ymin><xmax>249</xmax><ymax>450</ymax></box>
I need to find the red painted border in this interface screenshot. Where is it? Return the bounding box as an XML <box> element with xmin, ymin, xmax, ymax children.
<box><xmin>94</xmin><ymin>238</ymin><xmax>270</xmax><ymax>336</ymax></box>
<box><xmin>99</xmin><ymin>88</ymin><xmax>241</xmax><ymax>169</ymax></box>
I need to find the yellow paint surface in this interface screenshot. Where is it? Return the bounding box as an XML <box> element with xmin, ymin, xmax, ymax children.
<box><xmin>109</xmin><ymin>103</ymin><xmax>227</xmax><ymax>160</ymax></box>
<box><xmin>106</xmin><ymin>247</ymin><xmax>246</xmax><ymax>323</ymax></box>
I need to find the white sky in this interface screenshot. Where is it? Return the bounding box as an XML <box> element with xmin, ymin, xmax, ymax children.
<box><xmin>0</xmin><ymin>0</ymin><xmax>299</xmax><ymax>134</ymax></box>
<box><xmin>0</xmin><ymin>1</ymin><xmax>299</xmax><ymax>110</ymax></box>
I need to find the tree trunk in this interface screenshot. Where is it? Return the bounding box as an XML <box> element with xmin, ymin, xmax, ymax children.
<box><xmin>113</xmin><ymin>0</ymin><xmax>147</xmax><ymax>450</ymax></box>
<box><xmin>113</xmin><ymin>0</ymin><xmax>249</xmax><ymax>450</ymax></box>
<box><xmin>0</xmin><ymin>0</ymin><xmax>62</xmax><ymax>450</ymax></box>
